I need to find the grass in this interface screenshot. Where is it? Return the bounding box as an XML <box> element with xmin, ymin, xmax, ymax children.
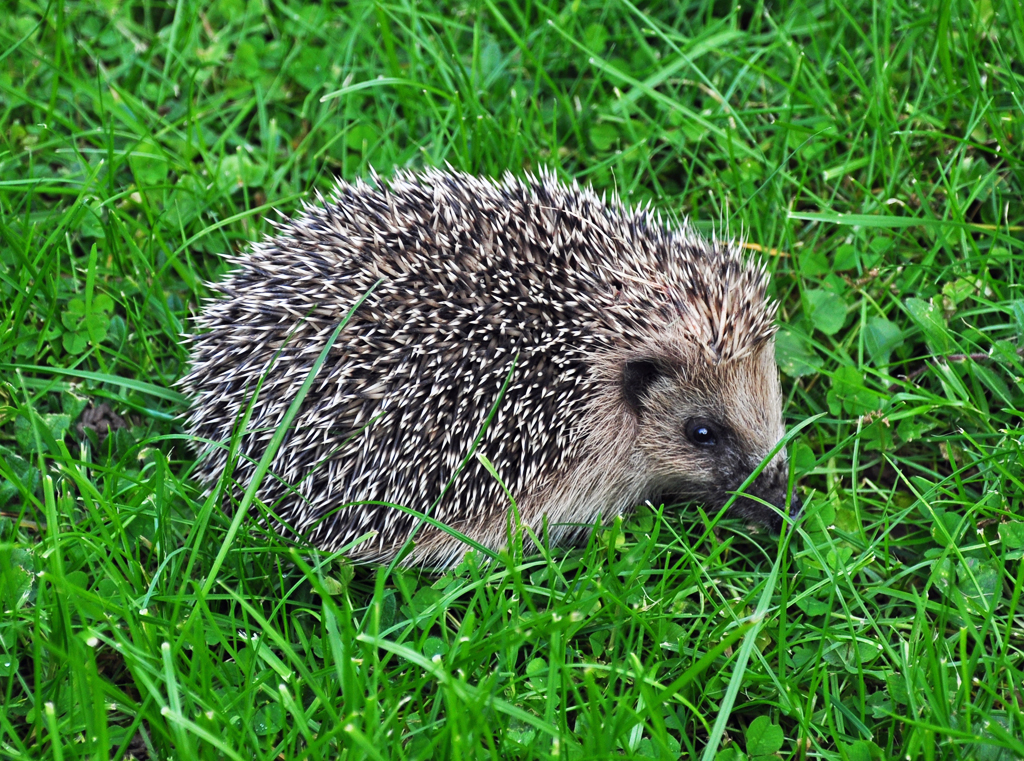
<box><xmin>1</xmin><ymin>0</ymin><xmax>1023</xmax><ymax>758</ymax></box>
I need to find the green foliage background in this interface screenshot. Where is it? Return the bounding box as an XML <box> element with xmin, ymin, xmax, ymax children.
<box><xmin>1</xmin><ymin>0</ymin><xmax>1023</xmax><ymax>758</ymax></box>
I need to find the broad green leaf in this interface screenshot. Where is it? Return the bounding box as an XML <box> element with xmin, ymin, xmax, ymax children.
<box><xmin>422</xmin><ymin>637</ymin><xmax>448</xmax><ymax>659</ymax></box>
<box><xmin>584</xmin><ymin>23</ymin><xmax>609</xmax><ymax>53</ymax></box>
<box><xmin>745</xmin><ymin>716</ymin><xmax>783</xmax><ymax>756</ymax></box>
<box><xmin>1012</xmin><ymin>300</ymin><xmax>1024</xmax><ymax>336</ymax></box>
<box><xmin>292</xmin><ymin>45</ymin><xmax>329</xmax><ymax>90</ymax></box>
<box><xmin>931</xmin><ymin>557</ymin><xmax>956</xmax><ymax>595</ymax></box>
<box><xmin>930</xmin><ymin>510</ymin><xmax>965</xmax><ymax>546</ymax></box>
<box><xmin>0</xmin><ymin>653</ymin><xmax>16</xmax><ymax>677</ymax></box>
<box><xmin>83</xmin><ymin>311</ymin><xmax>110</xmax><ymax>343</ymax></box>
<box><xmin>798</xmin><ymin>250</ymin><xmax>830</xmax><ymax>277</ymax></box>
<box><xmin>840</xmin><ymin>740</ymin><xmax>882</xmax><ymax>761</ymax></box>
<box><xmin>863</xmin><ymin>316</ymin><xmax>903</xmax><ymax>367</ymax></box>
<box><xmin>130</xmin><ymin>138</ymin><xmax>169</xmax><ymax>186</ymax></box>
<box><xmin>832</xmin><ymin>366</ymin><xmax>863</xmax><ymax>395</ymax></box>
<box><xmin>714</xmin><ymin>747</ymin><xmax>746</xmax><ymax>761</ymax></box>
<box><xmin>590</xmin><ymin>122</ymin><xmax>619</xmax><ymax>151</ymax></box>
<box><xmin>1000</xmin><ymin>521</ymin><xmax>1024</xmax><ymax>550</ymax></box>
<box><xmin>14</xmin><ymin>411</ymin><xmax>71</xmax><ymax>451</ymax></box>
<box><xmin>526</xmin><ymin>658</ymin><xmax>547</xmax><ymax>678</ymax></box>
<box><xmin>905</xmin><ymin>297</ymin><xmax>953</xmax><ymax>353</ymax></box>
<box><xmin>822</xmin><ymin>638</ymin><xmax>881</xmax><ymax>670</ymax></box>
<box><xmin>219</xmin><ymin>152</ymin><xmax>266</xmax><ymax>190</ymax></box>
<box><xmin>828</xmin><ymin>366</ymin><xmax>881</xmax><ymax>416</ymax></box>
<box><xmin>833</xmin><ymin>243</ymin><xmax>858</xmax><ymax>270</ymax></box>
<box><xmin>826</xmin><ymin>545</ymin><xmax>854</xmax><ymax>570</ymax></box>
<box><xmin>794</xmin><ymin>595</ymin><xmax>830</xmax><ymax>616</ymax></box>
<box><xmin>957</xmin><ymin>558</ymin><xmax>1001</xmax><ymax>616</ymax></box>
<box><xmin>790</xmin><ymin>442</ymin><xmax>816</xmax><ymax>475</ymax></box>
<box><xmin>62</xmin><ymin>331</ymin><xmax>88</xmax><ymax>354</ymax></box>
<box><xmin>0</xmin><ymin>548</ymin><xmax>35</xmax><ymax>611</ymax></box>
<box><xmin>252</xmin><ymin>704</ymin><xmax>284</xmax><ymax>736</ymax></box>
<box><xmin>804</xmin><ymin>288</ymin><xmax>847</xmax><ymax>335</ymax></box>
<box><xmin>80</xmin><ymin>202</ymin><xmax>105</xmax><ymax>238</ymax></box>
<box><xmin>61</xmin><ymin>390</ymin><xmax>89</xmax><ymax>420</ymax></box>
<box><xmin>775</xmin><ymin>329</ymin><xmax>822</xmax><ymax>377</ymax></box>
<box><xmin>106</xmin><ymin>315</ymin><xmax>127</xmax><ymax>345</ymax></box>
<box><xmin>886</xmin><ymin>674</ymin><xmax>911</xmax><ymax>706</ymax></box>
<box><xmin>320</xmin><ymin>576</ymin><xmax>345</xmax><ymax>595</ymax></box>
<box><xmin>346</xmin><ymin>123</ymin><xmax>378</xmax><ymax>153</ymax></box>
<box><xmin>942</xmin><ymin>277</ymin><xmax>977</xmax><ymax>306</ymax></box>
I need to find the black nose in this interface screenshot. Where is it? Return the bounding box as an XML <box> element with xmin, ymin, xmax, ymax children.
<box><xmin>788</xmin><ymin>489</ymin><xmax>803</xmax><ymax>520</ymax></box>
<box><xmin>729</xmin><ymin>472</ymin><xmax>802</xmax><ymax>533</ymax></box>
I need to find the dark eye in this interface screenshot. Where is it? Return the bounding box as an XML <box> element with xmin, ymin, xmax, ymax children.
<box><xmin>686</xmin><ymin>420</ymin><xmax>717</xmax><ymax>447</ymax></box>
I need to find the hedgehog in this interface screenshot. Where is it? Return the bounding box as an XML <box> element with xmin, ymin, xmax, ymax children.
<box><xmin>180</xmin><ymin>167</ymin><xmax>801</xmax><ymax>568</ymax></box>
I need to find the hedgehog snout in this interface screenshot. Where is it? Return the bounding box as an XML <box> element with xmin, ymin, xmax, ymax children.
<box><xmin>735</xmin><ymin>455</ymin><xmax>802</xmax><ymax>531</ymax></box>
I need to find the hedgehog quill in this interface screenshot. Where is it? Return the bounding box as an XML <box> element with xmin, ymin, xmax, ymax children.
<box><xmin>181</xmin><ymin>168</ymin><xmax>801</xmax><ymax>567</ymax></box>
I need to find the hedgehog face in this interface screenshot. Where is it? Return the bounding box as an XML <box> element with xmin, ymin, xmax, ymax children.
<box><xmin>621</xmin><ymin>340</ymin><xmax>799</xmax><ymax>530</ymax></box>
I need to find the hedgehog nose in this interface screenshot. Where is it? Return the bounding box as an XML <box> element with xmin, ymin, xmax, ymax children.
<box><xmin>788</xmin><ymin>489</ymin><xmax>803</xmax><ymax>520</ymax></box>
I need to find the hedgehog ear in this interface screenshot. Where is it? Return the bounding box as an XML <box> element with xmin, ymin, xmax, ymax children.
<box><xmin>622</xmin><ymin>358</ymin><xmax>663</xmax><ymax>411</ymax></box>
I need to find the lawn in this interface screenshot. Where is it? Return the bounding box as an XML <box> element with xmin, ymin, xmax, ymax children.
<box><xmin>1</xmin><ymin>0</ymin><xmax>1023</xmax><ymax>758</ymax></box>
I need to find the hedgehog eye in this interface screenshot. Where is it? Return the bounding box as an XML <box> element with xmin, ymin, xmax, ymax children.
<box><xmin>622</xmin><ymin>358</ymin><xmax>663</xmax><ymax>411</ymax></box>
<box><xmin>686</xmin><ymin>420</ymin><xmax>718</xmax><ymax>447</ymax></box>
